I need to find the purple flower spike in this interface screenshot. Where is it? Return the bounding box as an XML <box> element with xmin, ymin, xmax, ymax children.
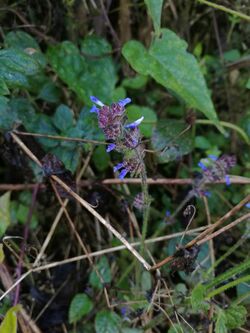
<box><xmin>90</xmin><ymin>105</ymin><xmax>99</xmax><ymax>113</ymax></box>
<box><xmin>225</xmin><ymin>174</ymin><xmax>231</xmax><ymax>186</ymax></box>
<box><xmin>125</xmin><ymin>116</ymin><xmax>144</xmax><ymax>129</ymax></box>
<box><xmin>90</xmin><ymin>96</ymin><xmax>104</xmax><ymax>107</ymax></box>
<box><xmin>198</xmin><ymin>161</ymin><xmax>207</xmax><ymax>171</ymax></box>
<box><xmin>113</xmin><ymin>163</ymin><xmax>123</xmax><ymax>172</ymax></box>
<box><xmin>118</xmin><ymin>97</ymin><xmax>131</xmax><ymax>107</ymax></box>
<box><xmin>208</xmin><ymin>154</ymin><xmax>218</xmax><ymax>161</ymax></box>
<box><xmin>106</xmin><ymin>143</ymin><xmax>116</xmax><ymax>152</ymax></box>
<box><xmin>119</xmin><ymin>169</ymin><xmax>129</xmax><ymax>179</ymax></box>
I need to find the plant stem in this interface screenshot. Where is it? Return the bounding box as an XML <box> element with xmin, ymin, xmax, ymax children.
<box><xmin>197</xmin><ymin>0</ymin><xmax>250</xmax><ymax>22</ymax></box>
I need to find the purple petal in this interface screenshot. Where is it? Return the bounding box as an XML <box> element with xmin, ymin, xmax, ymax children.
<box><xmin>198</xmin><ymin>161</ymin><xmax>207</xmax><ymax>171</ymax></box>
<box><xmin>204</xmin><ymin>191</ymin><xmax>211</xmax><ymax>197</ymax></box>
<box><xmin>90</xmin><ymin>105</ymin><xmax>99</xmax><ymax>113</ymax></box>
<box><xmin>245</xmin><ymin>203</ymin><xmax>250</xmax><ymax>208</ymax></box>
<box><xmin>90</xmin><ymin>96</ymin><xmax>104</xmax><ymax>107</ymax></box>
<box><xmin>225</xmin><ymin>175</ymin><xmax>231</xmax><ymax>186</ymax></box>
<box><xmin>113</xmin><ymin>163</ymin><xmax>123</xmax><ymax>172</ymax></box>
<box><xmin>125</xmin><ymin>116</ymin><xmax>144</xmax><ymax>129</ymax></box>
<box><xmin>106</xmin><ymin>143</ymin><xmax>116</xmax><ymax>152</ymax></box>
<box><xmin>118</xmin><ymin>97</ymin><xmax>131</xmax><ymax>107</ymax></box>
<box><xmin>208</xmin><ymin>154</ymin><xmax>218</xmax><ymax>161</ymax></box>
<box><xmin>119</xmin><ymin>169</ymin><xmax>129</xmax><ymax>179</ymax></box>
<box><xmin>165</xmin><ymin>210</ymin><xmax>171</xmax><ymax>217</ymax></box>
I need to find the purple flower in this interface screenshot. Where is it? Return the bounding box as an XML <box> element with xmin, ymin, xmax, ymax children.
<box><xmin>119</xmin><ymin>168</ymin><xmax>129</xmax><ymax>179</ymax></box>
<box><xmin>225</xmin><ymin>175</ymin><xmax>231</xmax><ymax>186</ymax></box>
<box><xmin>90</xmin><ymin>96</ymin><xmax>104</xmax><ymax>107</ymax></box>
<box><xmin>125</xmin><ymin>116</ymin><xmax>144</xmax><ymax>129</ymax></box>
<box><xmin>113</xmin><ymin>162</ymin><xmax>124</xmax><ymax>172</ymax></box>
<box><xmin>208</xmin><ymin>154</ymin><xmax>218</xmax><ymax>161</ymax></box>
<box><xmin>198</xmin><ymin>161</ymin><xmax>207</xmax><ymax>171</ymax></box>
<box><xmin>118</xmin><ymin>98</ymin><xmax>131</xmax><ymax>107</ymax></box>
<box><xmin>106</xmin><ymin>143</ymin><xmax>116</xmax><ymax>152</ymax></box>
<box><xmin>245</xmin><ymin>203</ymin><xmax>250</xmax><ymax>209</ymax></box>
<box><xmin>165</xmin><ymin>210</ymin><xmax>171</xmax><ymax>217</ymax></box>
<box><xmin>90</xmin><ymin>105</ymin><xmax>99</xmax><ymax>113</ymax></box>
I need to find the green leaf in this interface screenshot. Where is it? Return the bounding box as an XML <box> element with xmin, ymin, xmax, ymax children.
<box><xmin>151</xmin><ymin>120</ymin><xmax>193</xmax><ymax>163</ymax></box>
<box><xmin>69</xmin><ymin>293</ymin><xmax>93</xmax><ymax>323</ymax></box>
<box><xmin>4</xmin><ymin>31</ymin><xmax>46</xmax><ymax>69</ymax></box>
<box><xmin>144</xmin><ymin>0</ymin><xmax>163</xmax><ymax>35</ymax></box>
<box><xmin>215</xmin><ymin>309</ymin><xmax>228</xmax><ymax>333</ymax></box>
<box><xmin>224</xmin><ymin>305</ymin><xmax>247</xmax><ymax>329</ymax></box>
<box><xmin>0</xmin><ymin>48</ymin><xmax>41</xmax><ymax>89</ymax></box>
<box><xmin>122</xmin><ymin>29</ymin><xmax>223</xmax><ymax>132</ymax></box>
<box><xmin>0</xmin><ymin>78</ymin><xmax>9</xmax><ymax>95</ymax></box>
<box><xmin>122</xmin><ymin>75</ymin><xmax>148</xmax><ymax>89</ymax></box>
<box><xmin>0</xmin><ymin>305</ymin><xmax>20</xmax><ymax>333</ymax></box>
<box><xmin>37</xmin><ymin>81</ymin><xmax>61</xmax><ymax>103</ymax></box>
<box><xmin>95</xmin><ymin>311</ymin><xmax>121</xmax><ymax>333</ymax></box>
<box><xmin>141</xmin><ymin>271</ymin><xmax>152</xmax><ymax>292</ymax></box>
<box><xmin>89</xmin><ymin>256</ymin><xmax>111</xmax><ymax>289</ymax></box>
<box><xmin>195</xmin><ymin>136</ymin><xmax>212</xmax><ymax>149</ymax></box>
<box><xmin>5</xmin><ymin>31</ymin><xmax>40</xmax><ymax>50</ymax></box>
<box><xmin>92</xmin><ymin>145</ymin><xmax>110</xmax><ymax>172</ymax></box>
<box><xmin>53</xmin><ymin>104</ymin><xmax>74</xmax><ymax>132</ymax></box>
<box><xmin>47</xmin><ymin>36</ymin><xmax>117</xmax><ymax>105</ymax></box>
<box><xmin>191</xmin><ymin>284</ymin><xmax>207</xmax><ymax>311</ymax></box>
<box><xmin>0</xmin><ymin>192</ymin><xmax>11</xmax><ymax>237</ymax></box>
<box><xmin>236</xmin><ymin>282</ymin><xmax>250</xmax><ymax>304</ymax></box>
<box><xmin>126</xmin><ymin>105</ymin><xmax>157</xmax><ymax>138</ymax></box>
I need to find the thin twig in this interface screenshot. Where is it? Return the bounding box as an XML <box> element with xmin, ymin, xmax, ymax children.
<box><xmin>1</xmin><ymin>176</ymin><xmax>249</xmax><ymax>191</ymax></box>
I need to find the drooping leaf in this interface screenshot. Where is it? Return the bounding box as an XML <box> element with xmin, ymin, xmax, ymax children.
<box><xmin>0</xmin><ymin>192</ymin><xmax>11</xmax><ymax>237</ymax></box>
<box><xmin>151</xmin><ymin>119</ymin><xmax>193</xmax><ymax>163</ymax></box>
<box><xmin>144</xmin><ymin>0</ymin><xmax>163</xmax><ymax>35</ymax></box>
<box><xmin>95</xmin><ymin>311</ymin><xmax>121</xmax><ymax>333</ymax></box>
<box><xmin>69</xmin><ymin>293</ymin><xmax>93</xmax><ymax>323</ymax></box>
<box><xmin>0</xmin><ymin>305</ymin><xmax>20</xmax><ymax>333</ymax></box>
<box><xmin>126</xmin><ymin>105</ymin><xmax>157</xmax><ymax>137</ymax></box>
<box><xmin>122</xmin><ymin>29</ymin><xmax>223</xmax><ymax>132</ymax></box>
<box><xmin>89</xmin><ymin>256</ymin><xmax>111</xmax><ymax>289</ymax></box>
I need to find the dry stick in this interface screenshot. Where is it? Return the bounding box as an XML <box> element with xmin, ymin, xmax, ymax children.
<box><xmin>10</xmin><ymin>132</ymin><xmax>151</xmax><ymax>271</ymax></box>
<box><xmin>197</xmin><ymin>212</ymin><xmax>250</xmax><ymax>246</ymax></box>
<box><xmin>0</xmin><ymin>226</ymin><xmax>206</xmax><ymax>302</ymax></box>
<box><xmin>151</xmin><ymin>194</ymin><xmax>250</xmax><ymax>270</ymax></box>
<box><xmin>13</xmin><ymin>130</ymin><xmax>107</xmax><ymax>145</ymax></box>
<box><xmin>1</xmin><ymin>176</ymin><xmax>249</xmax><ymax>191</ymax></box>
